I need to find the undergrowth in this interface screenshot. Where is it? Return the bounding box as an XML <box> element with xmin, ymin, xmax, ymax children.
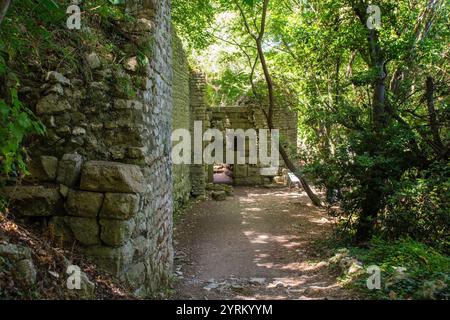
<box><xmin>325</xmin><ymin>236</ymin><xmax>450</xmax><ymax>300</ymax></box>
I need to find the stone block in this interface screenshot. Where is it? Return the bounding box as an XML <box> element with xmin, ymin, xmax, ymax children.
<box><xmin>36</xmin><ymin>94</ymin><xmax>71</xmax><ymax>114</ymax></box>
<box><xmin>211</xmin><ymin>191</ymin><xmax>227</xmax><ymax>201</ymax></box>
<box><xmin>57</xmin><ymin>153</ymin><xmax>83</xmax><ymax>187</ymax></box>
<box><xmin>82</xmin><ymin>242</ymin><xmax>134</xmax><ymax>276</ymax></box>
<box><xmin>100</xmin><ymin>219</ymin><xmax>135</xmax><ymax>247</ymax></box>
<box><xmin>65</xmin><ymin>190</ymin><xmax>104</xmax><ymax>218</ymax></box>
<box><xmin>80</xmin><ymin>161</ymin><xmax>145</xmax><ymax>193</ymax></box>
<box><xmin>100</xmin><ymin>193</ymin><xmax>139</xmax><ymax>220</ymax></box>
<box><xmin>67</xmin><ymin>217</ymin><xmax>100</xmax><ymax>246</ymax></box>
<box><xmin>0</xmin><ymin>243</ymin><xmax>32</xmax><ymax>261</ymax></box>
<box><xmin>45</xmin><ymin>71</ymin><xmax>71</xmax><ymax>86</ymax></box>
<box><xmin>86</xmin><ymin>52</ymin><xmax>101</xmax><ymax>69</ymax></box>
<box><xmin>26</xmin><ymin>156</ymin><xmax>58</xmax><ymax>182</ymax></box>
<box><xmin>0</xmin><ymin>186</ymin><xmax>63</xmax><ymax>217</ymax></box>
<box><xmin>234</xmin><ymin>176</ymin><xmax>264</xmax><ymax>186</ymax></box>
<box><xmin>234</xmin><ymin>164</ymin><xmax>248</xmax><ymax>178</ymax></box>
<box><xmin>247</xmin><ymin>165</ymin><xmax>262</xmax><ymax>177</ymax></box>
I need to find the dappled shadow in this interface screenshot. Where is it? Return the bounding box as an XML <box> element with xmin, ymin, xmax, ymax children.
<box><xmin>172</xmin><ymin>187</ymin><xmax>352</xmax><ymax>300</ymax></box>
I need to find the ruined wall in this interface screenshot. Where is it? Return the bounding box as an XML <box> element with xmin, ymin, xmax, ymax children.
<box><xmin>189</xmin><ymin>72</ymin><xmax>209</xmax><ymax>198</ymax></box>
<box><xmin>172</xmin><ymin>32</ymin><xmax>192</xmax><ymax>209</ymax></box>
<box><xmin>252</xmin><ymin>104</ymin><xmax>298</xmax><ymax>155</ymax></box>
<box><xmin>0</xmin><ymin>0</ymin><xmax>298</xmax><ymax>295</ymax></box>
<box><xmin>2</xmin><ymin>0</ymin><xmax>174</xmax><ymax>296</ymax></box>
<box><xmin>209</xmin><ymin>104</ymin><xmax>298</xmax><ymax>186</ymax></box>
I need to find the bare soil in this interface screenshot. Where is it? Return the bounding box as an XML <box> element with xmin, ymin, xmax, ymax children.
<box><xmin>172</xmin><ymin>186</ymin><xmax>354</xmax><ymax>300</ymax></box>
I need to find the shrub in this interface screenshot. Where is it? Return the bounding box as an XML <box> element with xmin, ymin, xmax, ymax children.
<box><xmin>348</xmin><ymin>238</ymin><xmax>450</xmax><ymax>300</ymax></box>
<box><xmin>380</xmin><ymin>162</ymin><xmax>450</xmax><ymax>252</ymax></box>
<box><xmin>0</xmin><ymin>86</ymin><xmax>45</xmax><ymax>177</ymax></box>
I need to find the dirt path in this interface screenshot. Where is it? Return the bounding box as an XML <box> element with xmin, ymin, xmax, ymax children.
<box><xmin>172</xmin><ymin>186</ymin><xmax>353</xmax><ymax>300</ymax></box>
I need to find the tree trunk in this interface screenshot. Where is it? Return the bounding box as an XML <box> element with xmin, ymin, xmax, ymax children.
<box><xmin>235</xmin><ymin>0</ymin><xmax>322</xmax><ymax>207</ymax></box>
<box><xmin>426</xmin><ymin>76</ymin><xmax>445</xmax><ymax>152</ymax></box>
<box><xmin>0</xmin><ymin>0</ymin><xmax>11</xmax><ymax>26</ymax></box>
<box><xmin>353</xmin><ymin>2</ymin><xmax>389</xmax><ymax>242</ymax></box>
<box><xmin>278</xmin><ymin>143</ymin><xmax>323</xmax><ymax>207</ymax></box>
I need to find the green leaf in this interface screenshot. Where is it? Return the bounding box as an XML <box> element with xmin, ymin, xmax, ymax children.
<box><xmin>108</xmin><ymin>0</ymin><xmax>125</xmax><ymax>4</ymax></box>
<box><xmin>41</xmin><ymin>0</ymin><xmax>59</xmax><ymax>10</ymax></box>
<box><xmin>0</xmin><ymin>100</ymin><xmax>9</xmax><ymax>120</ymax></box>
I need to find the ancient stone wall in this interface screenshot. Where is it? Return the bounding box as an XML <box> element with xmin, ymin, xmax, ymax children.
<box><xmin>0</xmin><ymin>0</ymin><xmax>298</xmax><ymax>295</ymax></box>
<box><xmin>2</xmin><ymin>0</ymin><xmax>174</xmax><ymax>296</ymax></box>
<box><xmin>209</xmin><ymin>104</ymin><xmax>298</xmax><ymax>186</ymax></box>
<box><xmin>252</xmin><ymin>104</ymin><xmax>298</xmax><ymax>155</ymax></box>
<box><xmin>172</xmin><ymin>32</ymin><xmax>192</xmax><ymax>210</ymax></box>
<box><xmin>189</xmin><ymin>72</ymin><xmax>209</xmax><ymax>198</ymax></box>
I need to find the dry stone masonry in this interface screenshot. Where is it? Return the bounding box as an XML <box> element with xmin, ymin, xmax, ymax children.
<box><xmin>1</xmin><ymin>0</ymin><xmax>298</xmax><ymax>296</ymax></box>
<box><xmin>172</xmin><ymin>32</ymin><xmax>192</xmax><ymax>209</ymax></box>
<box><xmin>2</xmin><ymin>0</ymin><xmax>174</xmax><ymax>296</ymax></box>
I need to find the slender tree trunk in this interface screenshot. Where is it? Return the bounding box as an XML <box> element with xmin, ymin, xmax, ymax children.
<box><xmin>0</xmin><ymin>0</ymin><xmax>11</xmax><ymax>26</ymax></box>
<box><xmin>353</xmin><ymin>2</ymin><xmax>389</xmax><ymax>242</ymax></box>
<box><xmin>426</xmin><ymin>76</ymin><xmax>444</xmax><ymax>152</ymax></box>
<box><xmin>236</xmin><ymin>0</ymin><xmax>323</xmax><ymax>207</ymax></box>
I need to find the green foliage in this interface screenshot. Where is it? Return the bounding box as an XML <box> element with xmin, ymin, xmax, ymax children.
<box><xmin>172</xmin><ymin>0</ymin><xmax>215</xmax><ymax>49</ymax></box>
<box><xmin>206</xmin><ymin>68</ymin><xmax>251</xmax><ymax>106</ymax></box>
<box><xmin>348</xmin><ymin>238</ymin><xmax>450</xmax><ymax>299</ymax></box>
<box><xmin>0</xmin><ymin>0</ymin><xmax>135</xmax><ymax>183</ymax></box>
<box><xmin>381</xmin><ymin>162</ymin><xmax>450</xmax><ymax>251</ymax></box>
<box><xmin>0</xmin><ymin>85</ymin><xmax>45</xmax><ymax>176</ymax></box>
<box><xmin>177</xmin><ymin>0</ymin><xmax>449</xmax><ymax>248</ymax></box>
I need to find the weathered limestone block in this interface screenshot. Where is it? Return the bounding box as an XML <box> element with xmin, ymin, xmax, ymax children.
<box><xmin>100</xmin><ymin>193</ymin><xmax>139</xmax><ymax>220</ymax></box>
<box><xmin>80</xmin><ymin>161</ymin><xmax>145</xmax><ymax>193</ymax></box>
<box><xmin>36</xmin><ymin>94</ymin><xmax>71</xmax><ymax>114</ymax></box>
<box><xmin>234</xmin><ymin>176</ymin><xmax>264</xmax><ymax>186</ymax></box>
<box><xmin>65</xmin><ymin>190</ymin><xmax>104</xmax><ymax>218</ymax></box>
<box><xmin>114</xmin><ymin>99</ymin><xmax>143</xmax><ymax>110</ymax></box>
<box><xmin>82</xmin><ymin>242</ymin><xmax>134</xmax><ymax>276</ymax></box>
<box><xmin>86</xmin><ymin>52</ymin><xmax>101</xmax><ymax>69</ymax></box>
<box><xmin>57</xmin><ymin>153</ymin><xmax>83</xmax><ymax>187</ymax></box>
<box><xmin>45</xmin><ymin>71</ymin><xmax>71</xmax><ymax>86</ymax></box>
<box><xmin>26</xmin><ymin>155</ymin><xmax>58</xmax><ymax>182</ymax></box>
<box><xmin>99</xmin><ymin>219</ymin><xmax>135</xmax><ymax>247</ymax></box>
<box><xmin>248</xmin><ymin>165</ymin><xmax>263</xmax><ymax>177</ymax></box>
<box><xmin>41</xmin><ymin>156</ymin><xmax>59</xmax><ymax>179</ymax></box>
<box><xmin>206</xmin><ymin>183</ymin><xmax>233</xmax><ymax>195</ymax></box>
<box><xmin>72</xmin><ymin>127</ymin><xmax>86</xmax><ymax>136</ymax></box>
<box><xmin>211</xmin><ymin>191</ymin><xmax>227</xmax><ymax>201</ymax></box>
<box><xmin>67</xmin><ymin>217</ymin><xmax>101</xmax><ymax>245</ymax></box>
<box><xmin>89</xmin><ymin>82</ymin><xmax>109</xmax><ymax>102</ymax></box>
<box><xmin>0</xmin><ymin>243</ymin><xmax>32</xmax><ymax>261</ymax></box>
<box><xmin>0</xmin><ymin>186</ymin><xmax>63</xmax><ymax>217</ymax></box>
<box><xmin>44</xmin><ymin>83</ymin><xmax>64</xmax><ymax>95</ymax></box>
<box><xmin>56</xmin><ymin>125</ymin><xmax>71</xmax><ymax>136</ymax></box>
<box><xmin>0</xmin><ymin>243</ymin><xmax>37</xmax><ymax>285</ymax></box>
<box><xmin>234</xmin><ymin>164</ymin><xmax>248</xmax><ymax>178</ymax></box>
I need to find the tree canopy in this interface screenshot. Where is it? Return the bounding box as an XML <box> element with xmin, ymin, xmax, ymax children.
<box><xmin>173</xmin><ymin>0</ymin><xmax>449</xmax><ymax>246</ymax></box>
